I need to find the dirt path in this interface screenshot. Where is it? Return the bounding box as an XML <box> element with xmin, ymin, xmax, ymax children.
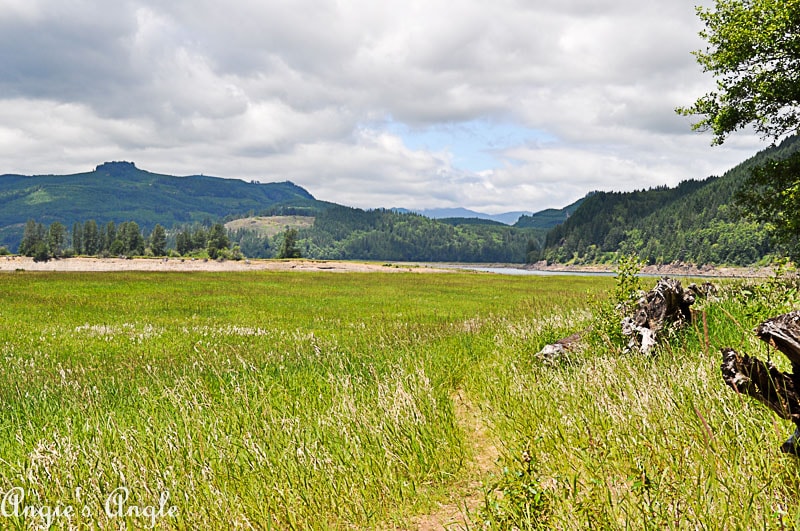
<box><xmin>404</xmin><ymin>390</ymin><xmax>499</xmax><ymax>530</ymax></box>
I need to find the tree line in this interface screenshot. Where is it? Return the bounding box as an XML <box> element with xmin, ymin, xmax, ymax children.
<box><xmin>17</xmin><ymin>219</ymin><xmax>242</xmax><ymax>262</ymax></box>
<box><xmin>676</xmin><ymin>0</ymin><xmax>800</xmax><ymax>264</ymax></box>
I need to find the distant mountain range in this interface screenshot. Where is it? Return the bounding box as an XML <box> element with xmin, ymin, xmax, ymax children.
<box><xmin>0</xmin><ymin>160</ymin><xmax>586</xmax><ymax>253</ymax></box>
<box><xmin>394</xmin><ymin>197</ymin><xmax>586</xmax><ymax>228</ymax></box>
<box><xmin>393</xmin><ymin>207</ymin><xmax>532</xmax><ymax>225</ymax></box>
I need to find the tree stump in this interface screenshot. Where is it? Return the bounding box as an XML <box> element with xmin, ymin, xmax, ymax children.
<box><xmin>721</xmin><ymin>311</ymin><xmax>800</xmax><ymax>454</ymax></box>
<box><xmin>621</xmin><ymin>277</ymin><xmax>697</xmax><ymax>354</ymax></box>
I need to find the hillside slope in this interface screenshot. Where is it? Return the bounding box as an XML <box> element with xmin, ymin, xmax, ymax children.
<box><xmin>514</xmin><ymin>195</ymin><xmax>588</xmax><ymax>230</ymax></box>
<box><xmin>0</xmin><ymin>161</ymin><xmax>325</xmax><ymax>249</ymax></box>
<box><xmin>228</xmin><ymin>206</ymin><xmax>545</xmax><ymax>262</ymax></box>
<box><xmin>539</xmin><ymin>137</ymin><xmax>800</xmax><ymax>265</ymax></box>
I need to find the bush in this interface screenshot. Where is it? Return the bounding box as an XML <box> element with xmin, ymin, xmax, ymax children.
<box><xmin>480</xmin><ymin>447</ymin><xmax>550</xmax><ymax>529</ymax></box>
<box><xmin>589</xmin><ymin>253</ymin><xmax>644</xmax><ymax>350</ymax></box>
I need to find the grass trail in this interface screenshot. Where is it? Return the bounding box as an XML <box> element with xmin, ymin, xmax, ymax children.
<box><xmin>404</xmin><ymin>389</ymin><xmax>500</xmax><ymax>530</ymax></box>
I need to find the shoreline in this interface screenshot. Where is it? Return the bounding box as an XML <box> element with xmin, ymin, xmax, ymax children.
<box><xmin>0</xmin><ymin>256</ymin><xmax>451</xmax><ymax>273</ymax></box>
<box><xmin>422</xmin><ymin>261</ymin><xmax>773</xmax><ymax>278</ymax></box>
<box><xmin>0</xmin><ymin>256</ymin><xmax>774</xmax><ymax>277</ymax></box>
<box><xmin>524</xmin><ymin>261</ymin><xmax>772</xmax><ymax>278</ymax></box>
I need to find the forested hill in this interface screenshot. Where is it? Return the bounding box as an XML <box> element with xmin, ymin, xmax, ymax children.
<box><xmin>0</xmin><ymin>161</ymin><xmax>546</xmax><ymax>262</ymax></box>
<box><xmin>291</xmin><ymin>206</ymin><xmax>542</xmax><ymax>262</ymax></box>
<box><xmin>537</xmin><ymin>136</ymin><xmax>800</xmax><ymax>266</ymax></box>
<box><xmin>514</xmin><ymin>195</ymin><xmax>588</xmax><ymax>229</ymax></box>
<box><xmin>6</xmin><ymin>136</ymin><xmax>798</xmax><ymax>265</ymax></box>
<box><xmin>0</xmin><ymin>161</ymin><xmax>324</xmax><ymax>249</ymax></box>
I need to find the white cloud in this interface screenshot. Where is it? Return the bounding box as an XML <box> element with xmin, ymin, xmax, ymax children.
<box><xmin>0</xmin><ymin>0</ymin><xmax>764</xmax><ymax>213</ymax></box>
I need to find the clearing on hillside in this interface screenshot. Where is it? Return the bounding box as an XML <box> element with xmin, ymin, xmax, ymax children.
<box><xmin>224</xmin><ymin>215</ymin><xmax>315</xmax><ymax>237</ymax></box>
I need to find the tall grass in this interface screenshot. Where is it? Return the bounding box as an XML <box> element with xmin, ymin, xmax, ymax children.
<box><xmin>472</xmin><ymin>271</ymin><xmax>800</xmax><ymax>529</ymax></box>
<box><xmin>0</xmin><ymin>271</ymin><xmax>604</xmax><ymax>529</ymax></box>
<box><xmin>5</xmin><ymin>268</ymin><xmax>793</xmax><ymax>529</ymax></box>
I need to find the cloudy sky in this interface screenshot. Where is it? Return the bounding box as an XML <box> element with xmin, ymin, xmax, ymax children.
<box><xmin>0</xmin><ymin>0</ymin><xmax>765</xmax><ymax>214</ymax></box>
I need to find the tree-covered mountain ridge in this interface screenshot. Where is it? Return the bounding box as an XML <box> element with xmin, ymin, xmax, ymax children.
<box><xmin>0</xmin><ymin>161</ymin><xmax>547</xmax><ymax>262</ymax></box>
<box><xmin>537</xmin><ymin>135</ymin><xmax>800</xmax><ymax>266</ymax></box>
<box><xmin>0</xmin><ymin>161</ymin><xmax>322</xmax><ymax>246</ymax></box>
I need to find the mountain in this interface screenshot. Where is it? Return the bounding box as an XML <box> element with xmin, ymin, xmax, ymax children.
<box><xmin>537</xmin><ymin>136</ymin><xmax>800</xmax><ymax>266</ymax></box>
<box><xmin>514</xmin><ymin>195</ymin><xmax>589</xmax><ymax>229</ymax></box>
<box><xmin>393</xmin><ymin>207</ymin><xmax>532</xmax><ymax>225</ymax></box>
<box><xmin>0</xmin><ymin>161</ymin><xmax>328</xmax><ymax>250</ymax></box>
<box><xmin>0</xmin><ymin>161</ymin><xmax>547</xmax><ymax>262</ymax></box>
<box><xmin>293</xmin><ymin>205</ymin><xmax>543</xmax><ymax>262</ymax></box>
<box><xmin>3</xmin><ymin>136</ymin><xmax>793</xmax><ymax>265</ymax></box>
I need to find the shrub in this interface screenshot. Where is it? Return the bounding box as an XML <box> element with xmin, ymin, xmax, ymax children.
<box><xmin>589</xmin><ymin>253</ymin><xmax>644</xmax><ymax>350</ymax></box>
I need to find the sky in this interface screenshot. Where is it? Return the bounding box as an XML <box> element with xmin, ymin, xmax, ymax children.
<box><xmin>0</xmin><ymin>0</ymin><xmax>766</xmax><ymax>214</ymax></box>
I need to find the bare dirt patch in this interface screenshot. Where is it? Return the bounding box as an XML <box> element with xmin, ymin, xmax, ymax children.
<box><xmin>224</xmin><ymin>215</ymin><xmax>315</xmax><ymax>237</ymax></box>
<box><xmin>0</xmin><ymin>256</ymin><xmax>452</xmax><ymax>273</ymax></box>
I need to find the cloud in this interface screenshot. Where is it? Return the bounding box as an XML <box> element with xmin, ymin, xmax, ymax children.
<box><xmin>0</xmin><ymin>0</ymin><xmax>763</xmax><ymax>213</ymax></box>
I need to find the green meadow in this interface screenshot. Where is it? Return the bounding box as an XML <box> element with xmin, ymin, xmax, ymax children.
<box><xmin>0</xmin><ymin>269</ymin><xmax>799</xmax><ymax>529</ymax></box>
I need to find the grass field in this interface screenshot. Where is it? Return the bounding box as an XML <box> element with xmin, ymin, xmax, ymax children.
<box><xmin>1</xmin><ymin>269</ymin><xmax>800</xmax><ymax>529</ymax></box>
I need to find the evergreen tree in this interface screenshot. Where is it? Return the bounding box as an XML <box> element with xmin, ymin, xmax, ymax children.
<box><xmin>192</xmin><ymin>226</ymin><xmax>208</xmax><ymax>251</ymax></box>
<box><xmin>71</xmin><ymin>222</ymin><xmax>83</xmax><ymax>254</ymax></box>
<box><xmin>277</xmin><ymin>228</ymin><xmax>302</xmax><ymax>259</ymax></box>
<box><xmin>115</xmin><ymin>221</ymin><xmax>144</xmax><ymax>256</ymax></box>
<box><xmin>104</xmin><ymin>221</ymin><xmax>116</xmax><ymax>253</ymax></box>
<box><xmin>18</xmin><ymin>219</ymin><xmax>40</xmax><ymax>256</ymax></box>
<box><xmin>206</xmin><ymin>223</ymin><xmax>229</xmax><ymax>259</ymax></box>
<box><xmin>48</xmin><ymin>222</ymin><xmax>66</xmax><ymax>258</ymax></box>
<box><xmin>176</xmin><ymin>229</ymin><xmax>192</xmax><ymax>256</ymax></box>
<box><xmin>83</xmin><ymin>220</ymin><xmax>100</xmax><ymax>255</ymax></box>
<box><xmin>150</xmin><ymin>224</ymin><xmax>167</xmax><ymax>256</ymax></box>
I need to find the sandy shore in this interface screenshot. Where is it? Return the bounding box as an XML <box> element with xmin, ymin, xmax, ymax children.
<box><xmin>523</xmin><ymin>261</ymin><xmax>771</xmax><ymax>278</ymax></box>
<box><xmin>0</xmin><ymin>256</ymin><xmax>453</xmax><ymax>273</ymax></box>
<box><xmin>0</xmin><ymin>256</ymin><xmax>774</xmax><ymax>277</ymax></box>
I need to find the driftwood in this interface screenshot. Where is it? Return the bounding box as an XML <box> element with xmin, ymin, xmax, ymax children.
<box><xmin>536</xmin><ymin>278</ymin><xmax>712</xmax><ymax>360</ymax></box>
<box><xmin>756</xmin><ymin>312</ymin><xmax>800</xmax><ymax>368</ymax></box>
<box><xmin>536</xmin><ymin>331</ymin><xmax>584</xmax><ymax>363</ymax></box>
<box><xmin>721</xmin><ymin>311</ymin><xmax>800</xmax><ymax>454</ymax></box>
<box><xmin>621</xmin><ymin>278</ymin><xmax>698</xmax><ymax>354</ymax></box>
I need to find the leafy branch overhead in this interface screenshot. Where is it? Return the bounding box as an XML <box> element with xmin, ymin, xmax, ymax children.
<box><xmin>678</xmin><ymin>0</ymin><xmax>800</xmax><ymax>145</ymax></box>
<box><xmin>679</xmin><ymin>0</ymin><xmax>800</xmax><ymax>264</ymax></box>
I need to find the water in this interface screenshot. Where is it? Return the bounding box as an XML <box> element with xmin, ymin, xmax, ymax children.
<box><xmin>439</xmin><ymin>265</ymin><xmax>616</xmax><ymax>276</ymax></box>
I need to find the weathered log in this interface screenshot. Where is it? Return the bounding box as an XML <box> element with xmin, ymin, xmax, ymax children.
<box><xmin>535</xmin><ymin>331</ymin><xmax>584</xmax><ymax>363</ymax></box>
<box><xmin>721</xmin><ymin>311</ymin><xmax>800</xmax><ymax>455</ymax></box>
<box><xmin>755</xmin><ymin>311</ymin><xmax>800</xmax><ymax>368</ymax></box>
<box><xmin>720</xmin><ymin>347</ymin><xmax>800</xmax><ymax>422</ymax></box>
<box><xmin>622</xmin><ymin>277</ymin><xmax>696</xmax><ymax>354</ymax></box>
<box><xmin>537</xmin><ymin>278</ymin><xmax>711</xmax><ymax>359</ymax></box>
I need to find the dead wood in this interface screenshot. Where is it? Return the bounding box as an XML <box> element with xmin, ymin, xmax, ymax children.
<box><xmin>720</xmin><ymin>347</ymin><xmax>800</xmax><ymax>423</ymax></box>
<box><xmin>622</xmin><ymin>277</ymin><xmax>696</xmax><ymax>354</ymax></box>
<box><xmin>755</xmin><ymin>311</ymin><xmax>800</xmax><ymax>368</ymax></box>
<box><xmin>721</xmin><ymin>311</ymin><xmax>800</xmax><ymax>454</ymax></box>
<box><xmin>535</xmin><ymin>330</ymin><xmax>585</xmax><ymax>363</ymax></box>
<box><xmin>538</xmin><ymin>278</ymin><xmax>708</xmax><ymax>359</ymax></box>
